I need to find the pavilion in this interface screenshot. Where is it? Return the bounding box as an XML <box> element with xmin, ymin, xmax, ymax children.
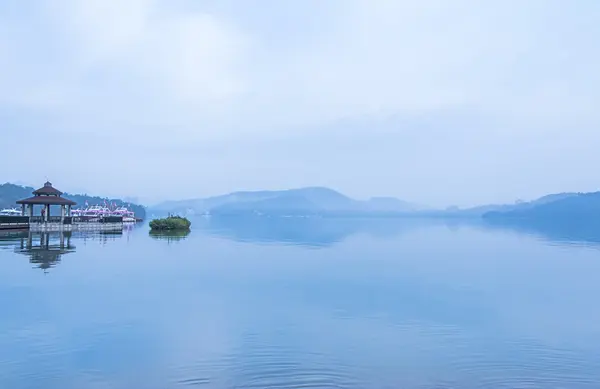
<box><xmin>16</xmin><ymin>181</ymin><xmax>77</xmax><ymax>223</ymax></box>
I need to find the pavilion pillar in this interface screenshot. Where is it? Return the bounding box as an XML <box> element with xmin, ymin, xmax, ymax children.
<box><xmin>67</xmin><ymin>205</ymin><xmax>72</xmax><ymax>217</ymax></box>
<box><xmin>60</xmin><ymin>205</ymin><xmax>65</xmax><ymax>224</ymax></box>
<box><xmin>28</xmin><ymin>204</ymin><xmax>33</xmax><ymax>218</ymax></box>
<box><xmin>45</xmin><ymin>204</ymin><xmax>50</xmax><ymax>222</ymax></box>
<box><xmin>21</xmin><ymin>204</ymin><xmax>25</xmax><ymax>216</ymax></box>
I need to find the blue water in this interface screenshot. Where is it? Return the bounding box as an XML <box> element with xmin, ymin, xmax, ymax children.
<box><xmin>1</xmin><ymin>218</ymin><xmax>600</xmax><ymax>388</ymax></box>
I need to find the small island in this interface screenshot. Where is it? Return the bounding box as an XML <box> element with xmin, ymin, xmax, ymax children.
<box><xmin>149</xmin><ymin>215</ymin><xmax>191</xmax><ymax>231</ymax></box>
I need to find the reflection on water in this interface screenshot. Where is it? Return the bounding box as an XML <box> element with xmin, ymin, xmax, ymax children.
<box><xmin>0</xmin><ymin>230</ymin><xmax>127</xmax><ymax>272</ymax></box>
<box><xmin>194</xmin><ymin>216</ymin><xmax>434</xmax><ymax>247</ymax></box>
<box><xmin>14</xmin><ymin>231</ymin><xmax>76</xmax><ymax>272</ymax></box>
<box><xmin>0</xmin><ymin>230</ymin><xmax>29</xmax><ymax>250</ymax></box>
<box><xmin>197</xmin><ymin>215</ymin><xmax>600</xmax><ymax>249</ymax></box>
<box><xmin>149</xmin><ymin>229</ymin><xmax>190</xmax><ymax>243</ymax></box>
<box><xmin>483</xmin><ymin>218</ymin><xmax>600</xmax><ymax>248</ymax></box>
<box><xmin>1</xmin><ymin>220</ymin><xmax>600</xmax><ymax>388</ymax></box>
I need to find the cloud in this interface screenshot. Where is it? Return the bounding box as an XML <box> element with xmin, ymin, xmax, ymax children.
<box><xmin>2</xmin><ymin>0</ymin><xmax>251</xmax><ymax>136</ymax></box>
<box><xmin>1</xmin><ymin>0</ymin><xmax>600</xmax><ymax>204</ymax></box>
<box><xmin>4</xmin><ymin>0</ymin><xmax>600</xmax><ymax>134</ymax></box>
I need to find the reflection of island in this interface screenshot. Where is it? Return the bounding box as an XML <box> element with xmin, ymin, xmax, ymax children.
<box><xmin>149</xmin><ymin>229</ymin><xmax>190</xmax><ymax>243</ymax></box>
<box><xmin>195</xmin><ymin>216</ymin><xmax>435</xmax><ymax>248</ymax></box>
<box><xmin>14</xmin><ymin>231</ymin><xmax>76</xmax><ymax>272</ymax></box>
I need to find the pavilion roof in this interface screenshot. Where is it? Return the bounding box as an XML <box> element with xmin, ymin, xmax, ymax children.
<box><xmin>33</xmin><ymin>181</ymin><xmax>63</xmax><ymax>196</ymax></box>
<box><xmin>17</xmin><ymin>181</ymin><xmax>76</xmax><ymax>206</ymax></box>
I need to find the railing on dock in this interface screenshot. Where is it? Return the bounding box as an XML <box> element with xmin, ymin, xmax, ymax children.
<box><xmin>71</xmin><ymin>216</ymin><xmax>123</xmax><ymax>223</ymax></box>
<box><xmin>26</xmin><ymin>215</ymin><xmax>123</xmax><ymax>233</ymax></box>
<box><xmin>29</xmin><ymin>216</ymin><xmax>73</xmax><ymax>224</ymax></box>
<box><xmin>0</xmin><ymin>216</ymin><xmax>30</xmax><ymax>230</ymax></box>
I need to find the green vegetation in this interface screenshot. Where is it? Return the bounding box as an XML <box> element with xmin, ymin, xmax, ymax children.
<box><xmin>149</xmin><ymin>215</ymin><xmax>191</xmax><ymax>231</ymax></box>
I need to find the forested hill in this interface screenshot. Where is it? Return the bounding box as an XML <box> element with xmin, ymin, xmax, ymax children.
<box><xmin>0</xmin><ymin>183</ymin><xmax>146</xmax><ymax>219</ymax></box>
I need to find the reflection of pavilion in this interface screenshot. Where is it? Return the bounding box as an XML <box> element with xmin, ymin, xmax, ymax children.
<box><xmin>14</xmin><ymin>231</ymin><xmax>76</xmax><ymax>273</ymax></box>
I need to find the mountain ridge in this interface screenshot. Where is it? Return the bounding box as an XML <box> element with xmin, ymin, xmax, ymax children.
<box><xmin>483</xmin><ymin>192</ymin><xmax>600</xmax><ymax>220</ymax></box>
<box><xmin>151</xmin><ymin>187</ymin><xmax>595</xmax><ymax>220</ymax></box>
<box><xmin>151</xmin><ymin>187</ymin><xmax>422</xmax><ymax>216</ymax></box>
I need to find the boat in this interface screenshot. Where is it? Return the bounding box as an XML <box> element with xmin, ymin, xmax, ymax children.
<box><xmin>82</xmin><ymin>205</ymin><xmax>111</xmax><ymax>218</ymax></box>
<box><xmin>70</xmin><ymin>205</ymin><xmax>111</xmax><ymax>222</ymax></box>
<box><xmin>70</xmin><ymin>208</ymin><xmax>84</xmax><ymax>217</ymax></box>
<box><xmin>0</xmin><ymin>208</ymin><xmax>22</xmax><ymax>217</ymax></box>
<box><xmin>71</xmin><ymin>204</ymin><xmax>138</xmax><ymax>223</ymax></box>
<box><xmin>111</xmin><ymin>206</ymin><xmax>136</xmax><ymax>223</ymax></box>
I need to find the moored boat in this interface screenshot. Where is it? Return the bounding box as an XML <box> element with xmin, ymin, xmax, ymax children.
<box><xmin>111</xmin><ymin>206</ymin><xmax>136</xmax><ymax>223</ymax></box>
<box><xmin>71</xmin><ymin>203</ymin><xmax>138</xmax><ymax>223</ymax></box>
<box><xmin>0</xmin><ymin>208</ymin><xmax>22</xmax><ymax>217</ymax></box>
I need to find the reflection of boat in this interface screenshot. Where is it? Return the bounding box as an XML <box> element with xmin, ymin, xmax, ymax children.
<box><xmin>0</xmin><ymin>208</ymin><xmax>21</xmax><ymax>216</ymax></box>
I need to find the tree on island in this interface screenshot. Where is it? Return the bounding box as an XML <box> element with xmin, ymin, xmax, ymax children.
<box><xmin>149</xmin><ymin>215</ymin><xmax>191</xmax><ymax>231</ymax></box>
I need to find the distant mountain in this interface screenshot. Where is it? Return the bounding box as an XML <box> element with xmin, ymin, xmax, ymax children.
<box><xmin>0</xmin><ymin>183</ymin><xmax>146</xmax><ymax>219</ymax></box>
<box><xmin>483</xmin><ymin>192</ymin><xmax>600</xmax><ymax>220</ymax></box>
<box><xmin>150</xmin><ymin>186</ymin><xmax>593</xmax><ymax>220</ymax></box>
<box><xmin>441</xmin><ymin>192</ymin><xmax>580</xmax><ymax>218</ymax></box>
<box><xmin>211</xmin><ymin>187</ymin><xmax>363</xmax><ymax>215</ymax></box>
<box><xmin>151</xmin><ymin>187</ymin><xmax>421</xmax><ymax>216</ymax></box>
<box><xmin>365</xmin><ymin>196</ymin><xmax>421</xmax><ymax>212</ymax></box>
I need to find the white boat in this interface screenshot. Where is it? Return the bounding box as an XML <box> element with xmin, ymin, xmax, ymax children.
<box><xmin>0</xmin><ymin>208</ymin><xmax>22</xmax><ymax>216</ymax></box>
<box><xmin>82</xmin><ymin>205</ymin><xmax>112</xmax><ymax>217</ymax></box>
<box><xmin>72</xmin><ymin>204</ymin><xmax>137</xmax><ymax>223</ymax></box>
<box><xmin>70</xmin><ymin>205</ymin><xmax>111</xmax><ymax>222</ymax></box>
<box><xmin>71</xmin><ymin>208</ymin><xmax>84</xmax><ymax>217</ymax></box>
<box><xmin>111</xmin><ymin>206</ymin><xmax>136</xmax><ymax>223</ymax></box>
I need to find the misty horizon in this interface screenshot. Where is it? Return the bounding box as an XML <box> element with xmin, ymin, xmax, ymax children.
<box><xmin>2</xmin><ymin>179</ymin><xmax>589</xmax><ymax>210</ymax></box>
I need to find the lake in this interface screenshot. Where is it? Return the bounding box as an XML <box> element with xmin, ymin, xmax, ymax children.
<box><xmin>1</xmin><ymin>218</ymin><xmax>600</xmax><ymax>388</ymax></box>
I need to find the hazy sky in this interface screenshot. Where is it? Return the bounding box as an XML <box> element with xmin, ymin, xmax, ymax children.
<box><xmin>1</xmin><ymin>0</ymin><xmax>599</xmax><ymax>207</ymax></box>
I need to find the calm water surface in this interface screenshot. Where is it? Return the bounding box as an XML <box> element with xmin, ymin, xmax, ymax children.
<box><xmin>1</xmin><ymin>218</ymin><xmax>600</xmax><ymax>388</ymax></box>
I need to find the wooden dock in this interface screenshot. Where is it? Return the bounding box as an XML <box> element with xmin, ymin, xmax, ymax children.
<box><xmin>0</xmin><ymin>215</ymin><xmax>127</xmax><ymax>232</ymax></box>
<box><xmin>0</xmin><ymin>216</ymin><xmax>30</xmax><ymax>230</ymax></box>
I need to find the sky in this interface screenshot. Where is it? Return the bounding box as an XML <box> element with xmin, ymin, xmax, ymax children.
<box><xmin>1</xmin><ymin>0</ymin><xmax>599</xmax><ymax>207</ymax></box>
